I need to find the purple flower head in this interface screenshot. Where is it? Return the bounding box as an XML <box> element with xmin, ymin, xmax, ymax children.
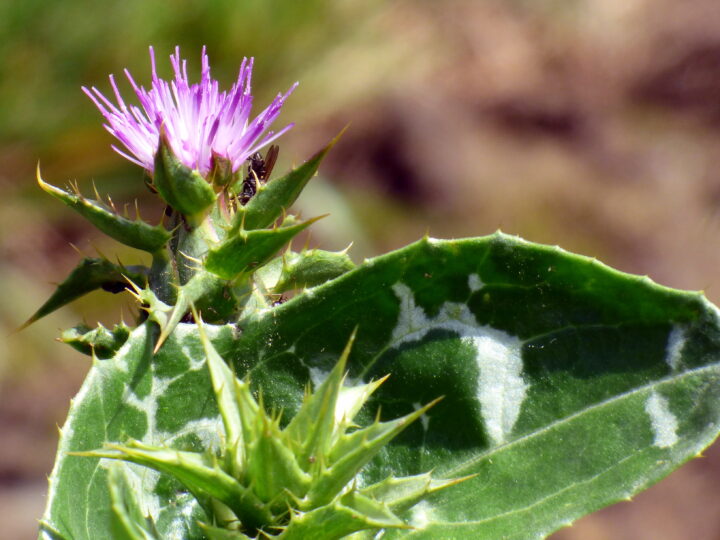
<box><xmin>83</xmin><ymin>46</ymin><xmax>297</xmax><ymax>177</ymax></box>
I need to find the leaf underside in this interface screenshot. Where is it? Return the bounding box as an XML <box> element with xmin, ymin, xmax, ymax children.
<box><xmin>42</xmin><ymin>233</ymin><xmax>720</xmax><ymax>540</ymax></box>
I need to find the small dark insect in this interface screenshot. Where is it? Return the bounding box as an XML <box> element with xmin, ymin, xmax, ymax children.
<box><xmin>180</xmin><ymin>311</ymin><xmax>196</xmax><ymax>324</ymax></box>
<box><xmin>100</xmin><ymin>281</ymin><xmax>131</xmax><ymax>294</ymax></box>
<box><xmin>272</xmin><ymin>295</ymin><xmax>286</xmax><ymax>307</ymax></box>
<box><xmin>239</xmin><ymin>145</ymin><xmax>279</xmax><ymax>204</ymax></box>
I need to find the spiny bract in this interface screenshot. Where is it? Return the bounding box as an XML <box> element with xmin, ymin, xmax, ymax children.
<box><xmin>76</xmin><ymin>327</ymin><xmax>469</xmax><ymax>539</ymax></box>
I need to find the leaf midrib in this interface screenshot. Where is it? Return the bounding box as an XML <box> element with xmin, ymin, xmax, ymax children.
<box><xmin>404</xmin><ymin>452</ymin><xmax>637</xmax><ymax>534</ymax></box>
<box><xmin>393</xmin><ymin>364</ymin><xmax>720</xmax><ymax>537</ymax></box>
<box><xmin>444</xmin><ymin>360</ymin><xmax>720</xmax><ymax>479</ymax></box>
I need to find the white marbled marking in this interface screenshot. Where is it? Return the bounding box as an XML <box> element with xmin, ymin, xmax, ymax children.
<box><xmin>413</xmin><ymin>401</ymin><xmax>430</xmax><ymax>432</ymax></box>
<box><xmin>111</xmin><ymin>324</ymin><xmax>148</xmax><ymax>374</ymax></box>
<box><xmin>392</xmin><ymin>283</ymin><xmax>527</xmax><ymax>445</ymax></box>
<box><xmin>161</xmin><ymin>417</ymin><xmax>224</xmax><ymax>450</ymax></box>
<box><xmin>180</xmin><ymin>343</ymin><xmax>205</xmax><ymax>371</ymax></box>
<box><xmin>468</xmin><ymin>331</ymin><xmax>526</xmax><ymax>445</ymax></box>
<box><xmin>409</xmin><ymin>500</ymin><xmax>433</xmax><ymax>529</ymax></box>
<box><xmin>165</xmin><ymin>499</ymin><xmax>201</xmax><ymax>540</ymax></box>
<box><xmin>122</xmin><ymin>388</ymin><xmax>156</xmax><ymax>441</ymax></box>
<box><xmin>468</xmin><ymin>273</ymin><xmax>484</xmax><ymax>292</ymax></box>
<box><xmin>309</xmin><ymin>366</ymin><xmax>330</xmax><ymax>388</ymax></box>
<box><xmin>665</xmin><ymin>325</ymin><xmax>686</xmax><ymax>371</ymax></box>
<box><xmin>644</xmin><ymin>391</ymin><xmax>679</xmax><ymax>448</ymax></box>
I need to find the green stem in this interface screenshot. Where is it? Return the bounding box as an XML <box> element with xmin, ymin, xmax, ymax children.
<box><xmin>176</xmin><ymin>214</ymin><xmax>220</xmax><ymax>285</ymax></box>
<box><xmin>149</xmin><ymin>248</ymin><xmax>176</xmax><ymax>305</ymax></box>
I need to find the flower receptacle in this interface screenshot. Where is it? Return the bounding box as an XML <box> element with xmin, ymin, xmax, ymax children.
<box><xmin>152</xmin><ymin>135</ymin><xmax>217</xmax><ymax>225</ymax></box>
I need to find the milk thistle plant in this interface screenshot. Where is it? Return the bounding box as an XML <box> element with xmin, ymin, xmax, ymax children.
<box><xmin>32</xmin><ymin>47</ymin><xmax>720</xmax><ymax>540</ymax></box>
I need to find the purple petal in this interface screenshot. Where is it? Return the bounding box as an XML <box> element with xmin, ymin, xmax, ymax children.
<box><xmin>84</xmin><ymin>46</ymin><xmax>295</xmax><ymax>176</ymax></box>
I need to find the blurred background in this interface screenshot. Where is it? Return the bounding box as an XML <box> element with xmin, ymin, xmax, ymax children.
<box><xmin>3</xmin><ymin>0</ymin><xmax>720</xmax><ymax>538</ymax></box>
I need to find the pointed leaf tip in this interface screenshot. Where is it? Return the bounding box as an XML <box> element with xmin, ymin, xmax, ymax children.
<box><xmin>305</xmin><ymin>397</ymin><xmax>444</xmax><ymax>508</ymax></box>
<box><xmin>21</xmin><ymin>258</ymin><xmax>147</xmax><ymax>329</ymax></box>
<box><xmin>36</xmin><ymin>170</ymin><xmax>172</xmax><ymax>253</ymax></box>
<box><xmin>237</xmin><ymin>129</ymin><xmax>345</xmax><ymax>232</ymax></box>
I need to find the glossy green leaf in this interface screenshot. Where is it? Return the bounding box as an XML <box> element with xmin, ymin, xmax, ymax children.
<box><xmin>37</xmin><ymin>171</ymin><xmax>172</xmax><ymax>253</ymax></box>
<box><xmin>23</xmin><ymin>258</ymin><xmax>147</xmax><ymax>328</ymax></box>
<box><xmin>42</xmin><ymin>232</ymin><xmax>720</xmax><ymax>539</ymax></box>
<box><xmin>225</xmin><ymin>232</ymin><xmax>720</xmax><ymax>539</ymax></box>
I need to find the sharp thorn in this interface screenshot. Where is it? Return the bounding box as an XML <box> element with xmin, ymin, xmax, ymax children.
<box><xmin>92</xmin><ymin>180</ymin><xmax>101</xmax><ymax>201</ymax></box>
